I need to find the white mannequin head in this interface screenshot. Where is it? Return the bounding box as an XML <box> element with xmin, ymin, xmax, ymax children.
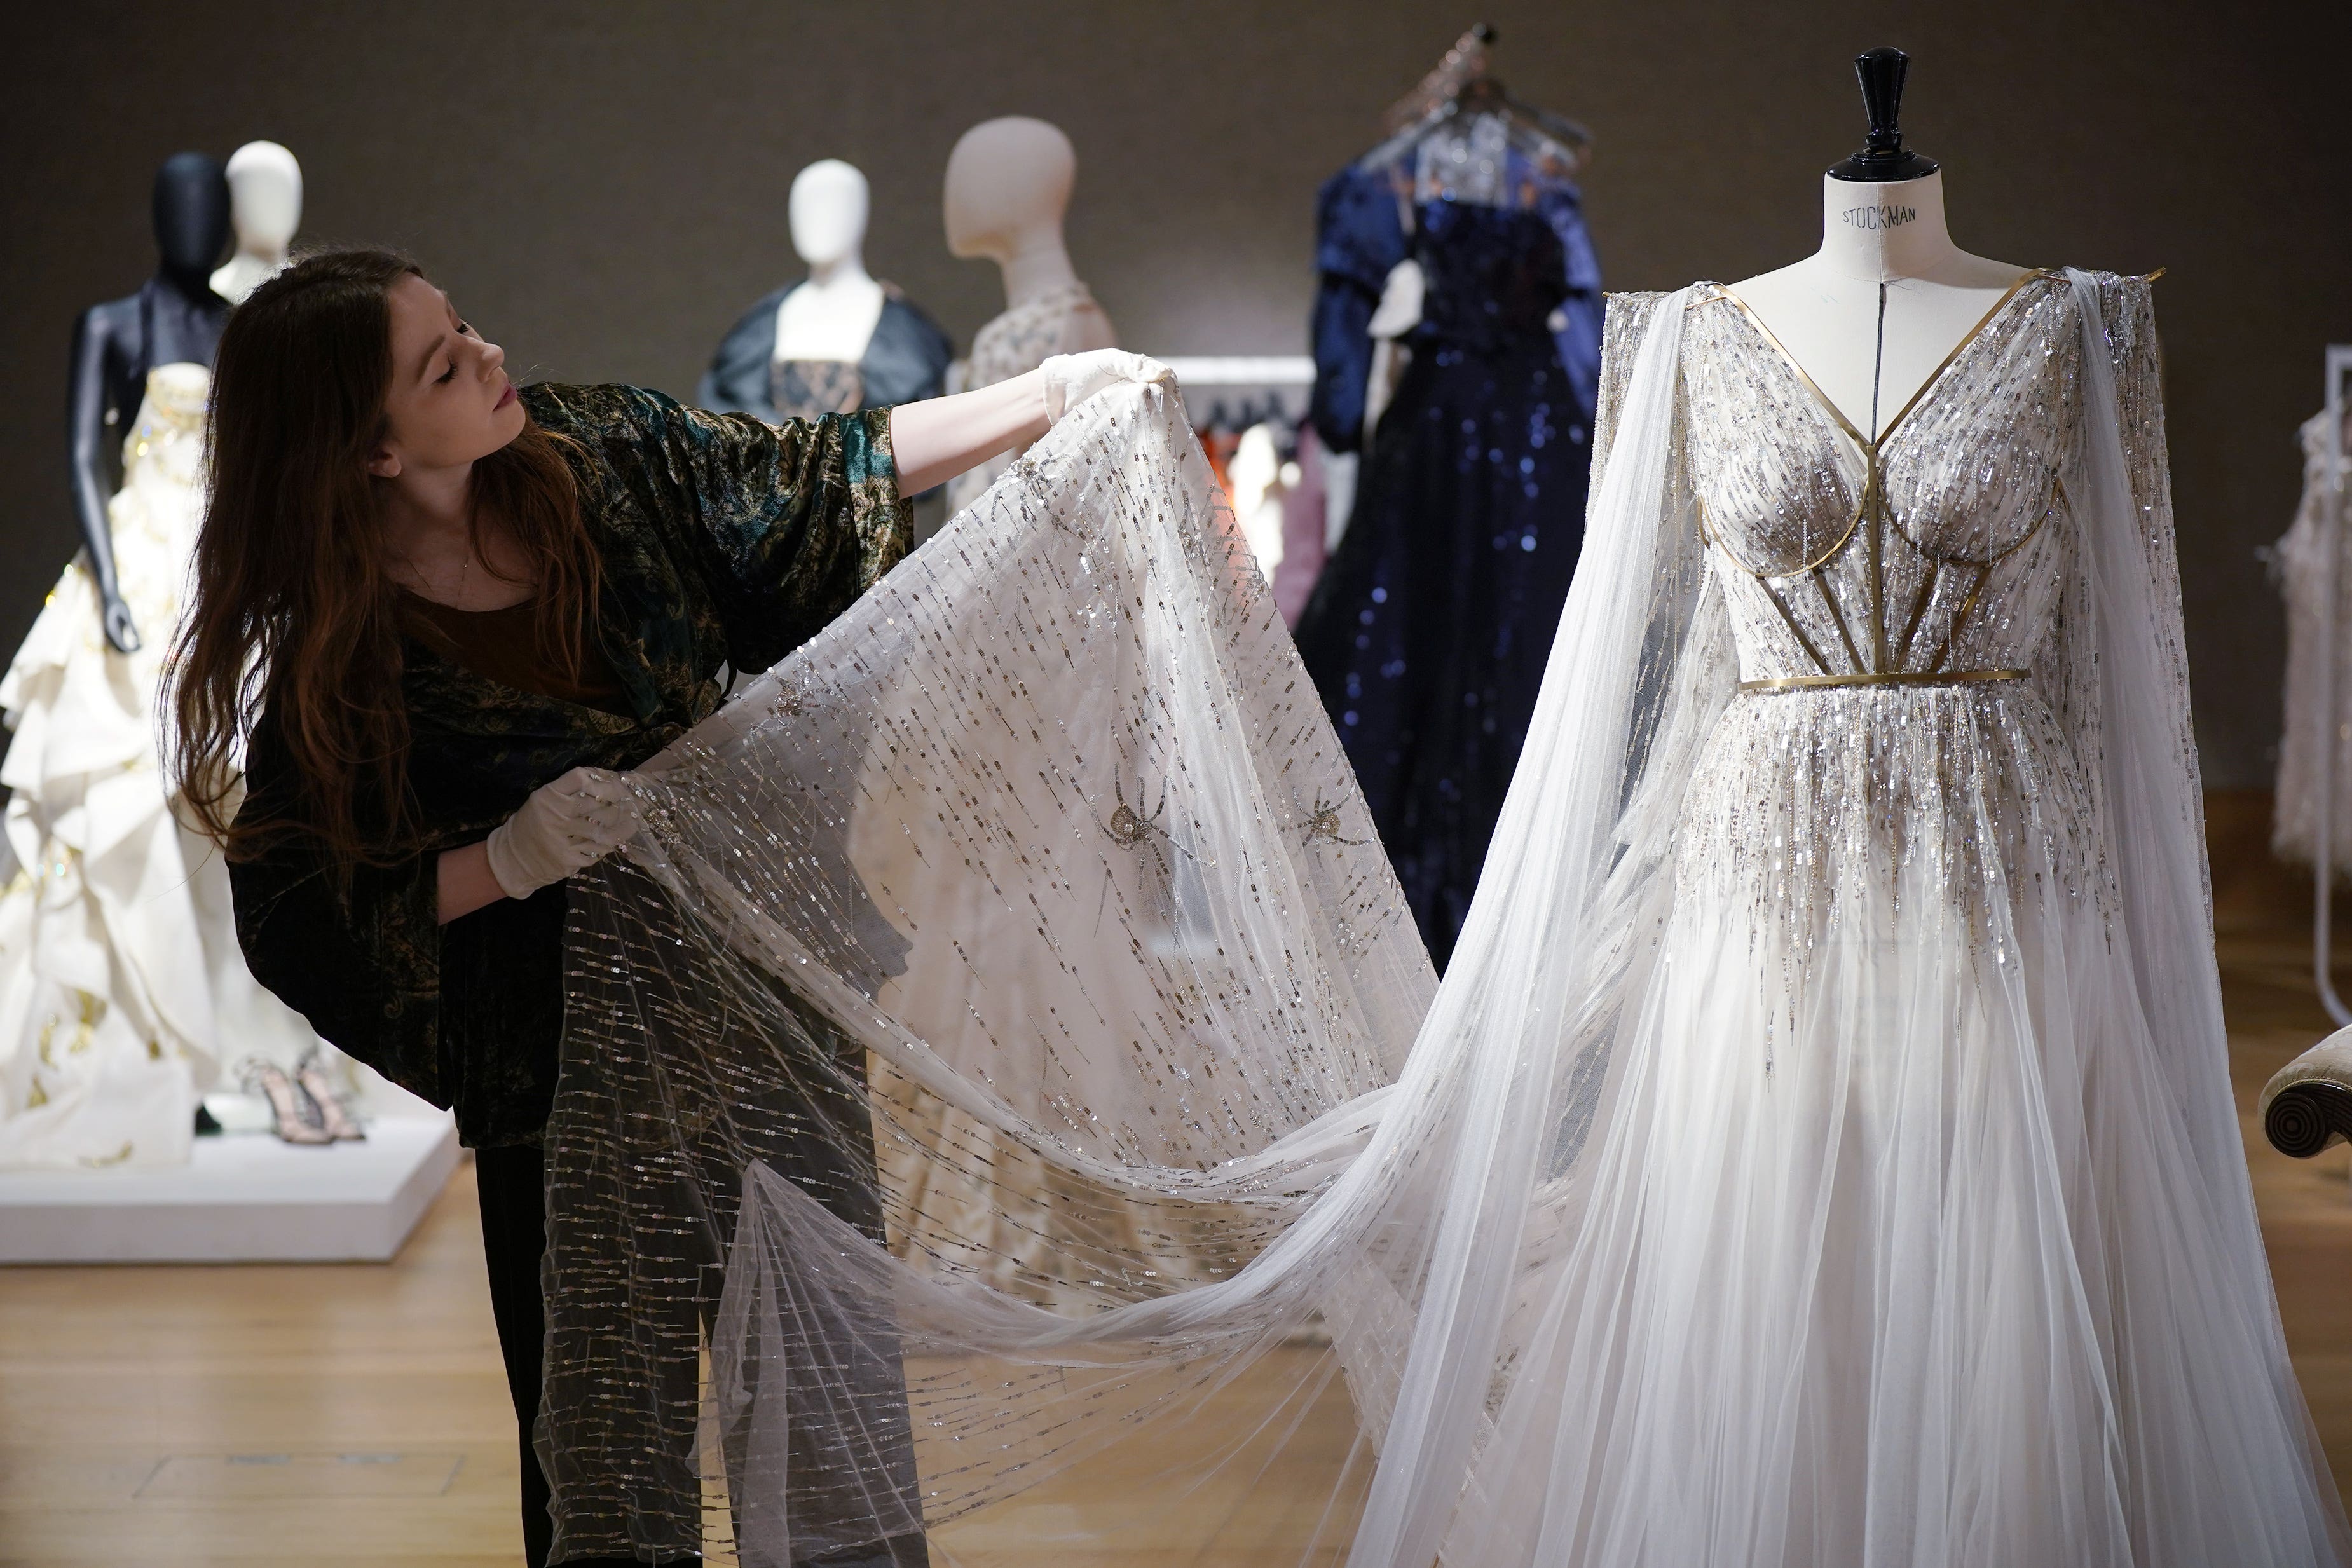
<box><xmin>942</xmin><ymin>117</ymin><xmax>1075</xmax><ymax>262</ymax></box>
<box><xmin>224</xmin><ymin>140</ymin><xmax>302</xmax><ymax>259</ymax></box>
<box><xmin>789</xmin><ymin>159</ymin><xmax>870</xmax><ymax>272</ymax></box>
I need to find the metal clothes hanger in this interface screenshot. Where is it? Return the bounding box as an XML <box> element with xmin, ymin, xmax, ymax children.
<box><xmin>1356</xmin><ymin>24</ymin><xmax>1593</xmax><ymax>186</ymax></box>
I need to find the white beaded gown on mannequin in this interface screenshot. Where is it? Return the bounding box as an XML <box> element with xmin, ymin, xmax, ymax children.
<box><xmin>531</xmin><ymin>274</ymin><xmax>2346</xmax><ymax>1567</ymax></box>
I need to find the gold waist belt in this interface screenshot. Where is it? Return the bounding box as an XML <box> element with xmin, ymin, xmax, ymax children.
<box><xmin>1737</xmin><ymin>668</ymin><xmax>2029</xmax><ymax>694</ymax></box>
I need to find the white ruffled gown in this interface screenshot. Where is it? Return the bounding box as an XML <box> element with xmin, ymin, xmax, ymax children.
<box><xmin>0</xmin><ymin>364</ymin><xmax>321</xmax><ymax>1169</ymax></box>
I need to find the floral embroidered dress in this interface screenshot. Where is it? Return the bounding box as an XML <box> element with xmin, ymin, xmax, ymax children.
<box><xmin>942</xmin><ymin>282</ymin><xmax>1112</xmax><ymax>515</ymax></box>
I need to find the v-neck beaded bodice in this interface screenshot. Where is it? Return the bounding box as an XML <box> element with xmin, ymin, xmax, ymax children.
<box><xmin>1630</xmin><ymin>270</ymin><xmax>2142</xmax><ymax>930</ymax></box>
<box><xmin>1681</xmin><ymin>271</ymin><xmax>2081</xmax><ymax>685</ymax></box>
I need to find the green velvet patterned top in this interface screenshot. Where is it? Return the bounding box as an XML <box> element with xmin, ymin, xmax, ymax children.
<box><xmin>229</xmin><ymin>384</ymin><xmax>909</xmax><ymax>1147</ymax></box>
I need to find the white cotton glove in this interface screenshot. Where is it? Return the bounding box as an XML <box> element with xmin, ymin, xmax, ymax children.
<box><xmin>1041</xmin><ymin>350</ymin><xmax>1177</xmax><ymax>423</ymax></box>
<box><xmin>484</xmin><ymin>767</ymin><xmax>642</xmax><ymax>900</ymax></box>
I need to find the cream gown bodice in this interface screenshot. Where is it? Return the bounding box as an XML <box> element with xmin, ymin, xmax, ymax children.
<box><xmin>1638</xmin><ymin>273</ymin><xmax>2163</xmax><ymax>931</ymax></box>
<box><xmin>110</xmin><ymin>362</ymin><xmax>211</xmax><ymax>636</ymax></box>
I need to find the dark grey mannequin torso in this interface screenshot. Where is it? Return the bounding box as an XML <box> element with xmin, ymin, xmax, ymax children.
<box><xmin>68</xmin><ymin>151</ymin><xmax>231</xmax><ymax>653</ymax></box>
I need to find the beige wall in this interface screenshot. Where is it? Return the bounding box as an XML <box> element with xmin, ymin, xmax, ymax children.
<box><xmin>4</xmin><ymin>0</ymin><xmax>2346</xmax><ymax>786</ymax></box>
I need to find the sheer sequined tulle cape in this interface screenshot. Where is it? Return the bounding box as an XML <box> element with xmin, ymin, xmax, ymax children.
<box><xmin>544</xmin><ymin>275</ymin><xmax>2348</xmax><ymax>1567</ymax></box>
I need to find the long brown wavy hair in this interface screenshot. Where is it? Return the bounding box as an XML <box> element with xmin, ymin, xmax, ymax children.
<box><xmin>172</xmin><ymin>248</ymin><xmax>603</xmax><ymax>867</ymax></box>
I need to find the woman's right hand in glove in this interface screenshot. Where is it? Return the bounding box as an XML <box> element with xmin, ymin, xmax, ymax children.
<box><xmin>482</xmin><ymin>767</ymin><xmax>641</xmax><ymax>901</ymax></box>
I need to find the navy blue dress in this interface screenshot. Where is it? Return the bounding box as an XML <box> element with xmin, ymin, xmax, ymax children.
<box><xmin>1294</xmin><ymin>160</ymin><xmax>1603</xmax><ymax>971</ymax></box>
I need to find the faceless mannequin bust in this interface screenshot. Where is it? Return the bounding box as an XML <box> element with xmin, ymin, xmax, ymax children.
<box><xmin>942</xmin><ymin>117</ymin><xmax>1114</xmax><ymax>350</ymax></box>
<box><xmin>698</xmin><ymin>161</ymin><xmax>952</xmax><ymax>424</ymax></box>
<box><xmin>1726</xmin><ymin>50</ymin><xmax>2030</xmax><ymax>439</ymax></box>
<box><xmin>774</xmin><ymin>159</ymin><xmax>887</xmax><ymax>364</ymax></box>
<box><xmin>209</xmin><ymin>140</ymin><xmax>302</xmax><ymax>306</ymax></box>
<box><xmin>934</xmin><ymin>118</ymin><xmax>1114</xmax><ymax>511</ymax></box>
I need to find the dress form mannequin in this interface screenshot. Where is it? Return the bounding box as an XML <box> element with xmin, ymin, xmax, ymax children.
<box><xmin>938</xmin><ymin>118</ymin><xmax>1112</xmax><ymax>513</ymax></box>
<box><xmin>697</xmin><ymin>163</ymin><xmax>952</xmax><ymax>426</ymax></box>
<box><xmin>773</xmin><ymin>160</ymin><xmax>887</xmax><ymax>365</ymax></box>
<box><xmin>67</xmin><ymin>153</ymin><xmax>230</xmax><ymax>653</ymax></box>
<box><xmin>1727</xmin><ymin>49</ymin><xmax>2030</xmax><ymax>439</ymax></box>
<box><xmin>209</xmin><ymin>140</ymin><xmax>301</xmax><ymax>306</ymax></box>
<box><xmin>943</xmin><ymin>117</ymin><xmax>1114</xmax><ymax>349</ymax></box>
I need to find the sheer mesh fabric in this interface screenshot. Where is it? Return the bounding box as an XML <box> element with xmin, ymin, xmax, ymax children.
<box><xmin>549</xmin><ymin>387</ymin><xmax>1432</xmax><ymax>1564</ymax></box>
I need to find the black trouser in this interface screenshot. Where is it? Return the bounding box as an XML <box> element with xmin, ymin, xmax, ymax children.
<box><xmin>476</xmin><ymin>1143</ymin><xmax>688</xmax><ymax>1568</ymax></box>
<box><xmin>476</xmin><ymin>1144</ymin><xmax>927</xmax><ymax>1568</ymax></box>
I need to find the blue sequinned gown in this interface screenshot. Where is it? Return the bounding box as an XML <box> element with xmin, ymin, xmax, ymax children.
<box><xmin>1294</xmin><ymin>168</ymin><xmax>1602</xmax><ymax>969</ymax></box>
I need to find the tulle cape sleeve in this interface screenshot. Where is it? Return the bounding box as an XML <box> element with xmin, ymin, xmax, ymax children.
<box><xmin>2058</xmin><ymin>271</ymin><xmax>2249</xmax><ymax>1216</ymax></box>
<box><xmin>529</xmin><ymin>273</ymin><xmax>2352</xmax><ymax>1568</ymax></box>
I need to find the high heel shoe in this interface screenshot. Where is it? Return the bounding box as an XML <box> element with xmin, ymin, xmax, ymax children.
<box><xmin>292</xmin><ymin>1047</ymin><xmax>366</xmax><ymax>1142</ymax></box>
<box><xmin>240</xmin><ymin>1058</ymin><xmax>333</xmax><ymax>1145</ymax></box>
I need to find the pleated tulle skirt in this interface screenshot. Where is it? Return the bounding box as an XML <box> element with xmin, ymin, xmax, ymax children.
<box><xmin>1447</xmin><ymin>685</ymin><xmax>2345</xmax><ymax>1567</ymax></box>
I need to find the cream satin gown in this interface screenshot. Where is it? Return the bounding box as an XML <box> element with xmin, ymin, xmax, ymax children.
<box><xmin>0</xmin><ymin>364</ymin><xmax>321</xmax><ymax>1169</ymax></box>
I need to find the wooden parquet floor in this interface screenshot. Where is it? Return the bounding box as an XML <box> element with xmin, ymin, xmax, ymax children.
<box><xmin>4</xmin><ymin>791</ymin><xmax>2349</xmax><ymax>1565</ymax></box>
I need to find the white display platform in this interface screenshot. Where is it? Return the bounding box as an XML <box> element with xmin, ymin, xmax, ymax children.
<box><xmin>0</xmin><ymin>1115</ymin><xmax>460</xmax><ymax>1265</ymax></box>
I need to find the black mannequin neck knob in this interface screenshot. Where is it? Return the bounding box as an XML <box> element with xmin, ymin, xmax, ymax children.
<box><xmin>1828</xmin><ymin>46</ymin><xmax>1939</xmax><ymax>182</ymax></box>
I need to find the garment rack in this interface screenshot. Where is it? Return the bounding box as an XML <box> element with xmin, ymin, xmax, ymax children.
<box><xmin>1157</xmin><ymin>356</ymin><xmax>1316</xmax><ymax>428</ymax></box>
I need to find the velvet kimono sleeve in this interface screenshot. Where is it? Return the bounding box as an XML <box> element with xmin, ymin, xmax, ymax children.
<box><xmin>226</xmin><ymin>716</ymin><xmax>451</xmax><ymax>1102</ymax></box>
<box><xmin>229</xmin><ymin>718</ymin><xmax>583</xmax><ymax>1142</ymax></box>
<box><xmin>528</xmin><ymin>383</ymin><xmax>910</xmax><ymax>678</ymax></box>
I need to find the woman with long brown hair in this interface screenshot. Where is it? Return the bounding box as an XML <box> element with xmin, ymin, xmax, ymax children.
<box><xmin>173</xmin><ymin>247</ymin><xmax>1163</xmax><ymax>1567</ymax></box>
